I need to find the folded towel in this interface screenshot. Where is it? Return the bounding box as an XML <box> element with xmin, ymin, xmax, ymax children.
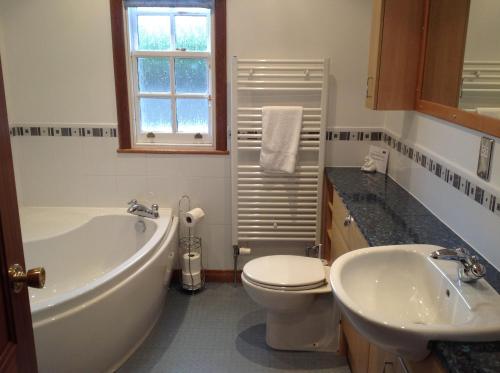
<box><xmin>259</xmin><ymin>106</ymin><xmax>303</xmax><ymax>174</ymax></box>
<box><xmin>476</xmin><ymin>107</ymin><xmax>500</xmax><ymax>120</ymax></box>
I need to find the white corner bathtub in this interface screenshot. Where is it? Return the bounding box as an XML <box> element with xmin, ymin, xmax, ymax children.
<box><xmin>20</xmin><ymin>207</ymin><xmax>178</xmax><ymax>373</ymax></box>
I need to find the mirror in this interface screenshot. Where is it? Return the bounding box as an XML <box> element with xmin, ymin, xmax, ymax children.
<box><xmin>460</xmin><ymin>1</ymin><xmax>500</xmax><ymax>119</ymax></box>
<box><xmin>420</xmin><ymin>0</ymin><xmax>500</xmax><ymax>123</ymax></box>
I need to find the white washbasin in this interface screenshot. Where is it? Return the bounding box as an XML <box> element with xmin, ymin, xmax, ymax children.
<box><xmin>330</xmin><ymin>244</ymin><xmax>500</xmax><ymax>361</ymax></box>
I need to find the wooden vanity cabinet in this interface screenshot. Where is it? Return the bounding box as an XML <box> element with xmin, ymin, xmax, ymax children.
<box><xmin>366</xmin><ymin>0</ymin><xmax>425</xmax><ymax>110</ymax></box>
<box><xmin>322</xmin><ymin>178</ymin><xmax>447</xmax><ymax>373</ymax></box>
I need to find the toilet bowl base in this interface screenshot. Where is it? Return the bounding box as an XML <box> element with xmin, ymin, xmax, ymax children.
<box><xmin>265</xmin><ymin>293</ymin><xmax>339</xmax><ymax>352</ymax></box>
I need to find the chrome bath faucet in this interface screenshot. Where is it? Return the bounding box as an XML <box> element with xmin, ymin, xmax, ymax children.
<box><xmin>430</xmin><ymin>248</ymin><xmax>486</xmax><ymax>283</ymax></box>
<box><xmin>127</xmin><ymin>199</ymin><xmax>159</xmax><ymax>219</ymax></box>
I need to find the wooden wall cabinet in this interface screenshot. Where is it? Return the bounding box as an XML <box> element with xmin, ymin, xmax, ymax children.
<box><xmin>322</xmin><ymin>178</ymin><xmax>446</xmax><ymax>373</ymax></box>
<box><xmin>366</xmin><ymin>0</ymin><xmax>425</xmax><ymax>110</ymax></box>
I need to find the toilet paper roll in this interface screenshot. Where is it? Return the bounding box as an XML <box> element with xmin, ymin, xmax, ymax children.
<box><xmin>184</xmin><ymin>208</ymin><xmax>206</xmax><ymax>228</ymax></box>
<box><xmin>239</xmin><ymin>247</ymin><xmax>252</xmax><ymax>255</ymax></box>
<box><xmin>182</xmin><ymin>252</ymin><xmax>201</xmax><ymax>273</ymax></box>
<box><xmin>182</xmin><ymin>271</ymin><xmax>202</xmax><ymax>289</ymax></box>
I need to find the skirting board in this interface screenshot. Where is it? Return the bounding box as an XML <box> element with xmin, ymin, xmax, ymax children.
<box><xmin>172</xmin><ymin>270</ymin><xmax>242</xmax><ymax>284</ymax></box>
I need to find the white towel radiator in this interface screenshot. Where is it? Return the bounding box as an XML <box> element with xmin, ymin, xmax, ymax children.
<box><xmin>230</xmin><ymin>58</ymin><xmax>329</xmax><ymax>246</ymax></box>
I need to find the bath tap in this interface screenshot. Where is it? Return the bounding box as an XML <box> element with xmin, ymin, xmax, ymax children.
<box><xmin>127</xmin><ymin>199</ymin><xmax>159</xmax><ymax>219</ymax></box>
<box><xmin>430</xmin><ymin>248</ymin><xmax>486</xmax><ymax>283</ymax></box>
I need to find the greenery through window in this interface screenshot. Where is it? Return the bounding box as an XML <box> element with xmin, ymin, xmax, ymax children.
<box><xmin>127</xmin><ymin>7</ymin><xmax>213</xmax><ymax>146</ymax></box>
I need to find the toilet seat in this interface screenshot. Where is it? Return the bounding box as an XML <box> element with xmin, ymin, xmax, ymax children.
<box><xmin>242</xmin><ymin>255</ymin><xmax>326</xmax><ymax>291</ymax></box>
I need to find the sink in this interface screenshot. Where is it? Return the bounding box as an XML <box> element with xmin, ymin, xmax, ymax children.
<box><xmin>330</xmin><ymin>244</ymin><xmax>500</xmax><ymax>361</ymax></box>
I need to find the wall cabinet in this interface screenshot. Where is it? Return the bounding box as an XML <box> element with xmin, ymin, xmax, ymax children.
<box><xmin>365</xmin><ymin>0</ymin><xmax>424</xmax><ymax>110</ymax></box>
<box><xmin>322</xmin><ymin>177</ymin><xmax>446</xmax><ymax>373</ymax></box>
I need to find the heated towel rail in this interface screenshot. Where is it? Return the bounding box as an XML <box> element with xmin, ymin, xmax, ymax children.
<box><xmin>230</xmin><ymin>58</ymin><xmax>329</xmax><ymax>245</ymax></box>
<box><xmin>461</xmin><ymin>61</ymin><xmax>500</xmax><ymax>94</ymax></box>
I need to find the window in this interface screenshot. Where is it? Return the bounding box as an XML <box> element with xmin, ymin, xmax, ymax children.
<box><xmin>110</xmin><ymin>0</ymin><xmax>227</xmax><ymax>153</ymax></box>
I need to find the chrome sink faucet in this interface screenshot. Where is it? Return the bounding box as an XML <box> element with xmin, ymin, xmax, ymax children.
<box><xmin>127</xmin><ymin>199</ymin><xmax>159</xmax><ymax>219</ymax></box>
<box><xmin>430</xmin><ymin>248</ymin><xmax>486</xmax><ymax>283</ymax></box>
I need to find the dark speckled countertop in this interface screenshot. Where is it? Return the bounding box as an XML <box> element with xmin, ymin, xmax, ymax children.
<box><xmin>326</xmin><ymin>167</ymin><xmax>500</xmax><ymax>373</ymax></box>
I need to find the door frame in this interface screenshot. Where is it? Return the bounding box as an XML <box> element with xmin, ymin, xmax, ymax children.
<box><xmin>0</xmin><ymin>56</ymin><xmax>38</xmax><ymax>371</ymax></box>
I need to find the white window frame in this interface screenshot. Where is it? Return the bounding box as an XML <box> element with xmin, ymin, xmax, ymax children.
<box><xmin>125</xmin><ymin>7</ymin><xmax>215</xmax><ymax>148</ymax></box>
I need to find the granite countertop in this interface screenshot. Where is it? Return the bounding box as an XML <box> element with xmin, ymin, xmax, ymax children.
<box><xmin>325</xmin><ymin>167</ymin><xmax>500</xmax><ymax>373</ymax></box>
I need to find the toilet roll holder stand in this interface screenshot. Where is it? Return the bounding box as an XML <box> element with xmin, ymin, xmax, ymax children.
<box><xmin>178</xmin><ymin>195</ymin><xmax>205</xmax><ymax>292</ymax></box>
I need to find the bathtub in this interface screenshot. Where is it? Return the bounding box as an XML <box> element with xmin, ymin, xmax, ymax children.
<box><xmin>20</xmin><ymin>207</ymin><xmax>178</xmax><ymax>373</ymax></box>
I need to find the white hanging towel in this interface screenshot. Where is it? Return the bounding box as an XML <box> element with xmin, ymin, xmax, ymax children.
<box><xmin>259</xmin><ymin>106</ymin><xmax>303</xmax><ymax>174</ymax></box>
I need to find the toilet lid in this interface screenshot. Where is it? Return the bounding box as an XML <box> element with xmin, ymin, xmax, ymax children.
<box><xmin>243</xmin><ymin>255</ymin><xmax>325</xmax><ymax>288</ymax></box>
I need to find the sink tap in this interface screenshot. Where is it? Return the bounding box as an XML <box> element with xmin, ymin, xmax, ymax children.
<box><xmin>127</xmin><ymin>199</ymin><xmax>159</xmax><ymax>219</ymax></box>
<box><xmin>430</xmin><ymin>248</ymin><xmax>486</xmax><ymax>283</ymax></box>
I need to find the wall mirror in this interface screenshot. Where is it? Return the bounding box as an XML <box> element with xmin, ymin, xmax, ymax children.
<box><xmin>418</xmin><ymin>0</ymin><xmax>500</xmax><ymax>137</ymax></box>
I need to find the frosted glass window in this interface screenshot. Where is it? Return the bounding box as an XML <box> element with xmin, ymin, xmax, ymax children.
<box><xmin>128</xmin><ymin>7</ymin><xmax>214</xmax><ymax>146</ymax></box>
<box><xmin>176</xmin><ymin>99</ymin><xmax>209</xmax><ymax>133</ymax></box>
<box><xmin>140</xmin><ymin>98</ymin><xmax>172</xmax><ymax>133</ymax></box>
<box><xmin>138</xmin><ymin>58</ymin><xmax>170</xmax><ymax>93</ymax></box>
<box><xmin>175</xmin><ymin>16</ymin><xmax>209</xmax><ymax>52</ymax></box>
<box><xmin>174</xmin><ymin>58</ymin><xmax>208</xmax><ymax>94</ymax></box>
<box><xmin>137</xmin><ymin>15</ymin><xmax>171</xmax><ymax>50</ymax></box>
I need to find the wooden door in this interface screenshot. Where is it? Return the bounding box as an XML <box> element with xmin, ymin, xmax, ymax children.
<box><xmin>0</xmin><ymin>57</ymin><xmax>38</xmax><ymax>371</ymax></box>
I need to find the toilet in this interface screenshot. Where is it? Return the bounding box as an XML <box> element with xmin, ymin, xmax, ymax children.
<box><xmin>241</xmin><ymin>255</ymin><xmax>339</xmax><ymax>352</ymax></box>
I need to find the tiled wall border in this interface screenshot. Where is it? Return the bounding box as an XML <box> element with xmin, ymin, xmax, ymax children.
<box><xmin>9</xmin><ymin>125</ymin><xmax>117</xmax><ymax>138</ymax></box>
<box><xmin>382</xmin><ymin>130</ymin><xmax>500</xmax><ymax>219</ymax></box>
<box><xmin>326</xmin><ymin>128</ymin><xmax>383</xmax><ymax>141</ymax></box>
<box><xmin>325</xmin><ymin>126</ymin><xmax>500</xmax><ymax>219</ymax></box>
<box><xmin>10</xmin><ymin>124</ymin><xmax>500</xmax><ymax>218</ymax></box>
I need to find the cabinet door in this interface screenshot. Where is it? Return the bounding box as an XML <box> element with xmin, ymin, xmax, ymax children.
<box><xmin>366</xmin><ymin>0</ymin><xmax>425</xmax><ymax>110</ymax></box>
<box><xmin>331</xmin><ymin>221</ymin><xmax>350</xmax><ymax>262</ymax></box>
<box><xmin>342</xmin><ymin>317</ymin><xmax>370</xmax><ymax>373</ymax></box>
<box><xmin>368</xmin><ymin>343</ymin><xmax>403</xmax><ymax>373</ymax></box>
<box><xmin>349</xmin><ymin>220</ymin><xmax>369</xmax><ymax>250</ymax></box>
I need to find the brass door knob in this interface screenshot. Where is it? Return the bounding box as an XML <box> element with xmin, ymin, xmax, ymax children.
<box><xmin>8</xmin><ymin>264</ymin><xmax>46</xmax><ymax>293</ymax></box>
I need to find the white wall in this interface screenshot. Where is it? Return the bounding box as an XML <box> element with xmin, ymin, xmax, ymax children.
<box><xmin>385</xmin><ymin>111</ymin><xmax>500</xmax><ymax>270</ymax></box>
<box><xmin>1</xmin><ymin>0</ymin><xmax>382</xmax><ymax>269</ymax></box>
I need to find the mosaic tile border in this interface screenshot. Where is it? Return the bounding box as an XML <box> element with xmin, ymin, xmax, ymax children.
<box><xmin>382</xmin><ymin>131</ymin><xmax>500</xmax><ymax>218</ymax></box>
<box><xmin>9</xmin><ymin>124</ymin><xmax>500</xmax><ymax>218</ymax></box>
<box><xmin>9</xmin><ymin>126</ymin><xmax>117</xmax><ymax>138</ymax></box>
<box><xmin>326</xmin><ymin>128</ymin><xmax>383</xmax><ymax>141</ymax></box>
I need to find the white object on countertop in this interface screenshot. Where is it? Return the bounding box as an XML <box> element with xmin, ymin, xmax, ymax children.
<box><xmin>184</xmin><ymin>207</ymin><xmax>205</xmax><ymax>228</ymax></box>
<box><xmin>259</xmin><ymin>106</ymin><xmax>303</xmax><ymax>174</ymax></box>
<box><xmin>365</xmin><ymin>145</ymin><xmax>389</xmax><ymax>174</ymax></box>
<box><xmin>361</xmin><ymin>156</ymin><xmax>377</xmax><ymax>173</ymax></box>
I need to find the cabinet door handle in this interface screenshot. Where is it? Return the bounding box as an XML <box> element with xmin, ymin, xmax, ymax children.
<box><xmin>343</xmin><ymin>214</ymin><xmax>353</xmax><ymax>226</ymax></box>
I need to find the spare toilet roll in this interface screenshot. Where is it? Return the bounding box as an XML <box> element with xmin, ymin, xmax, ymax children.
<box><xmin>182</xmin><ymin>252</ymin><xmax>201</xmax><ymax>273</ymax></box>
<box><xmin>184</xmin><ymin>207</ymin><xmax>206</xmax><ymax>228</ymax></box>
<box><xmin>182</xmin><ymin>271</ymin><xmax>201</xmax><ymax>287</ymax></box>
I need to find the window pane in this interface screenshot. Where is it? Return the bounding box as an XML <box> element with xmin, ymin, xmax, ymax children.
<box><xmin>175</xmin><ymin>16</ymin><xmax>209</xmax><ymax>52</ymax></box>
<box><xmin>138</xmin><ymin>58</ymin><xmax>170</xmax><ymax>93</ymax></box>
<box><xmin>176</xmin><ymin>98</ymin><xmax>209</xmax><ymax>134</ymax></box>
<box><xmin>174</xmin><ymin>58</ymin><xmax>208</xmax><ymax>94</ymax></box>
<box><xmin>140</xmin><ymin>98</ymin><xmax>172</xmax><ymax>133</ymax></box>
<box><xmin>137</xmin><ymin>15</ymin><xmax>171</xmax><ymax>51</ymax></box>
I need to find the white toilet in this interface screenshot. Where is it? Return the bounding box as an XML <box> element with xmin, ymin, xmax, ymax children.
<box><xmin>241</xmin><ymin>255</ymin><xmax>339</xmax><ymax>352</ymax></box>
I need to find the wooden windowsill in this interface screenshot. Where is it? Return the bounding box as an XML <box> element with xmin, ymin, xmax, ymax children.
<box><xmin>117</xmin><ymin>147</ymin><xmax>229</xmax><ymax>155</ymax></box>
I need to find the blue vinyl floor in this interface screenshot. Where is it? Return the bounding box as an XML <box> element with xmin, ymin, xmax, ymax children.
<box><xmin>119</xmin><ymin>283</ymin><xmax>350</xmax><ymax>373</ymax></box>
